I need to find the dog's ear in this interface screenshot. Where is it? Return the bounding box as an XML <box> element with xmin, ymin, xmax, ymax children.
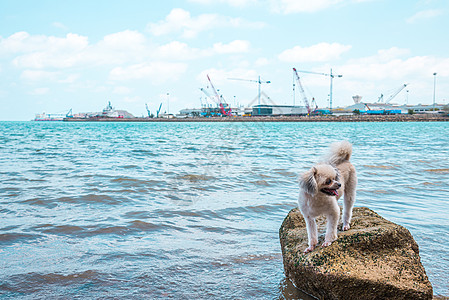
<box><xmin>300</xmin><ymin>167</ymin><xmax>318</xmax><ymax>195</ymax></box>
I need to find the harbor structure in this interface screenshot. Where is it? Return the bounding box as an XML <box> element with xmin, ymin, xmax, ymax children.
<box><xmin>34</xmin><ymin>109</ymin><xmax>72</xmax><ymax>121</ymax></box>
<box><xmin>34</xmin><ymin>112</ymin><xmax>67</xmax><ymax>121</ymax></box>
<box><xmin>252</xmin><ymin>104</ymin><xmax>308</xmax><ymax>116</ymax></box>
<box><xmin>340</xmin><ymin>102</ymin><xmax>446</xmax><ymax>115</ymax></box>
<box><xmin>59</xmin><ymin>102</ymin><xmax>134</xmax><ymax>120</ymax></box>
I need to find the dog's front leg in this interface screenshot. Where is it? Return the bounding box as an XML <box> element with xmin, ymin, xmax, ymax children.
<box><xmin>304</xmin><ymin>216</ymin><xmax>318</xmax><ymax>253</ymax></box>
<box><xmin>322</xmin><ymin>205</ymin><xmax>340</xmax><ymax>247</ymax></box>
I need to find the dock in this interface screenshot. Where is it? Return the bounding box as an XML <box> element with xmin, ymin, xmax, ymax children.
<box><xmin>64</xmin><ymin>114</ymin><xmax>449</xmax><ymax>122</ymax></box>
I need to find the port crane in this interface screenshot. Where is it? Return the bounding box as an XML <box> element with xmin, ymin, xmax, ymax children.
<box><xmin>145</xmin><ymin>103</ymin><xmax>153</xmax><ymax>118</ymax></box>
<box><xmin>296</xmin><ymin>68</ymin><xmax>342</xmax><ymax>110</ymax></box>
<box><xmin>205</xmin><ymin>75</ymin><xmax>232</xmax><ymax>116</ymax></box>
<box><xmin>377</xmin><ymin>83</ymin><xmax>408</xmax><ymax>104</ymax></box>
<box><xmin>293</xmin><ymin>68</ymin><xmax>316</xmax><ymax>115</ymax></box>
<box><xmin>228</xmin><ymin>76</ymin><xmax>270</xmax><ymax>114</ymax></box>
<box><xmin>199</xmin><ymin>88</ymin><xmax>221</xmax><ymax>116</ymax></box>
<box><xmin>156</xmin><ymin>103</ymin><xmax>163</xmax><ymax>118</ymax></box>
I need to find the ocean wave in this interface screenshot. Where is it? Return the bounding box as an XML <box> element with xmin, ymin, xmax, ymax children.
<box><xmin>1</xmin><ymin>121</ymin><xmax>448</xmax><ymax>297</ymax></box>
<box><xmin>0</xmin><ymin>232</ymin><xmax>42</xmax><ymax>245</ymax></box>
<box><xmin>424</xmin><ymin>168</ymin><xmax>449</xmax><ymax>174</ymax></box>
<box><xmin>176</xmin><ymin>174</ymin><xmax>215</xmax><ymax>182</ymax></box>
<box><xmin>1</xmin><ymin>270</ymin><xmax>106</xmax><ymax>293</ymax></box>
<box><xmin>362</xmin><ymin>164</ymin><xmax>398</xmax><ymax>170</ymax></box>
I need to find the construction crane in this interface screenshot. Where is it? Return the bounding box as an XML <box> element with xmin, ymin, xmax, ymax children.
<box><xmin>156</xmin><ymin>103</ymin><xmax>163</xmax><ymax>118</ymax></box>
<box><xmin>206</xmin><ymin>75</ymin><xmax>232</xmax><ymax>116</ymax></box>
<box><xmin>382</xmin><ymin>83</ymin><xmax>408</xmax><ymax>104</ymax></box>
<box><xmin>199</xmin><ymin>88</ymin><xmax>220</xmax><ymax>116</ymax></box>
<box><xmin>228</xmin><ymin>76</ymin><xmax>270</xmax><ymax>114</ymax></box>
<box><xmin>293</xmin><ymin>68</ymin><xmax>313</xmax><ymax>115</ymax></box>
<box><xmin>377</xmin><ymin>94</ymin><xmax>384</xmax><ymax>103</ymax></box>
<box><xmin>145</xmin><ymin>103</ymin><xmax>152</xmax><ymax>118</ymax></box>
<box><xmin>296</xmin><ymin>68</ymin><xmax>342</xmax><ymax>110</ymax></box>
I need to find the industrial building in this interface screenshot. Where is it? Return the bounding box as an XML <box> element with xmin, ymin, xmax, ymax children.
<box><xmin>252</xmin><ymin>105</ymin><xmax>308</xmax><ymax>116</ymax></box>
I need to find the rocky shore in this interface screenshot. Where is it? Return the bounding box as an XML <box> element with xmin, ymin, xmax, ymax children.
<box><xmin>63</xmin><ymin>114</ymin><xmax>448</xmax><ymax>122</ymax></box>
<box><xmin>279</xmin><ymin>207</ymin><xmax>433</xmax><ymax>300</ymax></box>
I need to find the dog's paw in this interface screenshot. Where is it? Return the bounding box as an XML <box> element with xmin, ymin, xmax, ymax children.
<box><xmin>321</xmin><ymin>241</ymin><xmax>333</xmax><ymax>247</ymax></box>
<box><xmin>342</xmin><ymin>224</ymin><xmax>351</xmax><ymax>231</ymax></box>
<box><xmin>303</xmin><ymin>245</ymin><xmax>315</xmax><ymax>253</ymax></box>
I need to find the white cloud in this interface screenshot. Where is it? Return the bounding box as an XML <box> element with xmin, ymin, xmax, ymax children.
<box><xmin>278</xmin><ymin>42</ymin><xmax>352</xmax><ymax>62</ymax></box>
<box><xmin>20</xmin><ymin>70</ymin><xmax>80</xmax><ymax>84</ymax></box>
<box><xmin>21</xmin><ymin>70</ymin><xmax>57</xmax><ymax>81</ymax></box>
<box><xmin>330</xmin><ymin>48</ymin><xmax>449</xmax><ymax>105</ymax></box>
<box><xmin>122</xmin><ymin>96</ymin><xmax>141</xmax><ymax>103</ymax></box>
<box><xmin>30</xmin><ymin>87</ymin><xmax>50</xmax><ymax>95</ymax></box>
<box><xmin>112</xmin><ymin>86</ymin><xmax>132</xmax><ymax>95</ymax></box>
<box><xmin>5</xmin><ymin>30</ymin><xmax>148</xmax><ymax>69</ymax></box>
<box><xmin>407</xmin><ymin>9</ymin><xmax>442</xmax><ymax>23</ymax></box>
<box><xmin>109</xmin><ymin>62</ymin><xmax>188</xmax><ymax>84</ymax></box>
<box><xmin>52</xmin><ymin>22</ymin><xmax>68</xmax><ymax>30</ymax></box>
<box><xmin>255</xmin><ymin>57</ymin><xmax>270</xmax><ymax>66</ymax></box>
<box><xmin>58</xmin><ymin>74</ymin><xmax>80</xmax><ymax>83</ymax></box>
<box><xmin>375</xmin><ymin>47</ymin><xmax>411</xmax><ymax>61</ymax></box>
<box><xmin>89</xmin><ymin>30</ymin><xmax>148</xmax><ymax>65</ymax></box>
<box><xmin>341</xmin><ymin>54</ymin><xmax>448</xmax><ymax>81</ymax></box>
<box><xmin>271</xmin><ymin>0</ymin><xmax>344</xmax><ymax>13</ymax></box>
<box><xmin>146</xmin><ymin>8</ymin><xmax>265</xmax><ymax>38</ymax></box>
<box><xmin>147</xmin><ymin>8</ymin><xmax>212</xmax><ymax>38</ymax></box>
<box><xmin>152</xmin><ymin>39</ymin><xmax>251</xmax><ymax>60</ymax></box>
<box><xmin>213</xmin><ymin>40</ymin><xmax>250</xmax><ymax>54</ymax></box>
<box><xmin>10</xmin><ymin>33</ymin><xmax>89</xmax><ymax>68</ymax></box>
<box><xmin>100</xmin><ymin>30</ymin><xmax>146</xmax><ymax>50</ymax></box>
<box><xmin>269</xmin><ymin>0</ymin><xmax>374</xmax><ymax>14</ymax></box>
<box><xmin>156</xmin><ymin>41</ymin><xmax>205</xmax><ymax>60</ymax></box>
<box><xmin>3</xmin><ymin>30</ymin><xmax>253</xmax><ymax>77</ymax></box>
<box><xmin>0</xmin><ymin>32</ymin><xmax>88</xmax><ymax>55</ymax></box>
<box><xmin>188</xmin><ymin>0</ymin><xmax>257</xmax><ymax>7</ymax></box>
<box><xmin>2</xmin><ymin>30</ymin><xmax>258</xmax><ymax>91</ymax></box>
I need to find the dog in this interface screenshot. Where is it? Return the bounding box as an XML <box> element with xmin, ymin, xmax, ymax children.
<box><xmin>298</xmin><ymin>141</ymin><xmax>357</xmax><ymax>253</ymax></box>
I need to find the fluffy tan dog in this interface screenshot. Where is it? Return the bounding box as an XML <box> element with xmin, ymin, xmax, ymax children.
<box><xmin>298</xmin><ymin>141</ymin><xmax>357</xmax><ymax>253</ymax></box>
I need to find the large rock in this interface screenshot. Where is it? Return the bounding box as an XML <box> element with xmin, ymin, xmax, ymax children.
<box><xmin>279</xmin><ymin>207</ymin><xmax>433</xmax><ymax>300</ymax></box>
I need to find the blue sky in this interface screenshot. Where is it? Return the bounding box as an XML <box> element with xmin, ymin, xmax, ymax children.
<box><xmin>1</xmin><ymin>0</ymin><xmax>448</xmax><ymax>120</ymax></box>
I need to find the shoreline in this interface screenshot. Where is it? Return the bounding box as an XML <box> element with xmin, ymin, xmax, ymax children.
<box><xmin>63</xmin><ymin>114</ymin><xmax>449</xmax><ymax>122</ymax></box>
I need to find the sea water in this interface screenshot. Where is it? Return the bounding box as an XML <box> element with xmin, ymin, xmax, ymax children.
<box><xmin>0</xmin><ymin>121</ymin><xmax>448</xmax><ymax>298</ymax></box>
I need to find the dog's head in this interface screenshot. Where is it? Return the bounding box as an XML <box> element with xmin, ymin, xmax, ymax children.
<box><xmin>300</xmin><ymin>164</ymin><xmax>341</xmax><ymax>197</ymax></box>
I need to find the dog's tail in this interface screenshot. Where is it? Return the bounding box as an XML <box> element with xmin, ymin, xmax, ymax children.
<box><xmin>327</xmin><ymin>141</ymin><xmax>353</xmax><ymax>165</ymax></box>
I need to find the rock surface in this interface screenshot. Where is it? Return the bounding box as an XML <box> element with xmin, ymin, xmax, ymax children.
<box><xmin>279</xmin><ymin>207</ymin><xmax>433</xmax><ymax>300</ymax></box>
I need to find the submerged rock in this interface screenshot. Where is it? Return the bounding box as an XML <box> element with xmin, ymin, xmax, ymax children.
<box><xmin>279</xmin><ymin>207</ymin><xmax>433</xmax><ymax>300</ymax></box>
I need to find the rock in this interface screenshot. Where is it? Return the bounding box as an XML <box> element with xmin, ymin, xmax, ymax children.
<box><xmin>279</xmin><ymin>207</ymin><xmax>433</xmax><ymax>300</ymax></box>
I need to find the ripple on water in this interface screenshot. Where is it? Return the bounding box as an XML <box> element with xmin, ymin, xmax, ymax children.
<box><xmin>0</xmin><ymin>121</ymin><xmax>448</xmax><ymax>298</ymax></box>
<box><xmin>0</xmin><ymin>232</ymin><xmax>42</xmax><ymax>245</ymax></box>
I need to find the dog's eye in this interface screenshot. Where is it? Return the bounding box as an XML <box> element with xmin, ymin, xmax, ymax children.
<box><xmin>325</xmin><ymin>179</ymin><xmax>332</xmax><ymax>185</ymax></box>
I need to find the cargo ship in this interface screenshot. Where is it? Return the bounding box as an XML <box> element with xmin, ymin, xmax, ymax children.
<box><xmin>34</xmin><ymin>109</ymin><xmax>72</xmax><ymax>121</ymax></box>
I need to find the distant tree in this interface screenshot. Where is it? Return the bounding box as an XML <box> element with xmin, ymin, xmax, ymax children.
<box><xmin>408</xmin><ymin>109</ymin><xmax>415</xmax><ymax>115</ymax></box>
<box><xmin>353</xmin><ymin>109</ymin><xmax>361</xmax><ymax>115</ymax></box>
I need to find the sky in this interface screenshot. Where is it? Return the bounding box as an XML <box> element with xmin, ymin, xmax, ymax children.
<box><xmin>0</xmin><ymin>0</ymin><xmax>448</xmax><ymax>120</ymax></box>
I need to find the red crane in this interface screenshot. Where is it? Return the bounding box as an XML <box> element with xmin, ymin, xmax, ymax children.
<box><xmin>293</xmin><ymin>68</ymin><xmax>312</xmax><ymax>115</ymax></box>
<box><xmin>206</xmin><ymin>75</ymin><xmax>232</xmax><ymax>116</ymax></box>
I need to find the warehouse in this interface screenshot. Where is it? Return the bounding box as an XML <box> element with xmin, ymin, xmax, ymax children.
<box><xmin>252</xmin><ymin>105</ymin><xmax>308</xmax><ymax>116</ymax></box>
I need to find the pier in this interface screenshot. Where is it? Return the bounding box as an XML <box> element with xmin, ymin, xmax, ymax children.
<box><xmin>64</xmin><ymin>114</ymin><xmax>449</xmax><ymax>123</ymax></box>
